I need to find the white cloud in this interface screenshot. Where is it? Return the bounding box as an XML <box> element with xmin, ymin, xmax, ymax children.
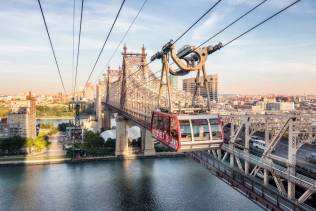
<box><xmin>191</xmin><ymin>13</ymin><xmax>222</xmax><ymax>40</ymax></box>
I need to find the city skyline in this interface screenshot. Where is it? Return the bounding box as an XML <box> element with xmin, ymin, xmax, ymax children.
<box><xmin>0</xmin><ymin>0</ymin><xmax>315</xmax><ymax>95</ymax></box>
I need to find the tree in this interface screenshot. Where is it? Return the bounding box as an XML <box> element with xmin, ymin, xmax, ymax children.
<box><xmin>33</xmin><ymin>136</ymin><xmax>49</xmax><ymax>151</ymax></box>
<box><xmin>58</xmin><ymin>122</ymin><xmax>73</xmax><ymax>132</ymax></box>
<box><xmin>25</xmin><ymin>138</ymin><xmax>34</xmax><ymax>153</ymax></box>
<box><xmin>84</xmin><ymin>131</ymin><xmax>103</xmax><ymax>148</ymax></box>
<box><xmin>0</xmin><ymin>136</ymin><xmax>26</xmax><ymax>155</ymax></box>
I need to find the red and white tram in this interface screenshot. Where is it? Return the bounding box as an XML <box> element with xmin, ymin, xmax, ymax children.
<box><xmin>151</xmin><ymin>111</ymin><xmax>224</xmax><ymax>152</ymax></box>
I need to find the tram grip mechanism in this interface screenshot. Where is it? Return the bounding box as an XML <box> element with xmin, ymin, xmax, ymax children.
<box><xmin>207</xmin><ymin>42</ymin><xmax>222</xmax><ymax>54</ymax></box>
<box><xmin>176</xmin><ymin>45</ymin><xmax>194</xmax><ymax>59</ymax></box>
<box><xmin>150</xmin><ymin>51</ymin><xmax>163</xmax><ymax>62</ymax></box>
<box><xmin>151</xmin><ymin>42</ymin><xmax>195</xmax><ymax>62</ymax></box>
<box><xmin>187</xmin><ymin>42</ymin><xmax>223</xmax><ymax>62</ymax></box>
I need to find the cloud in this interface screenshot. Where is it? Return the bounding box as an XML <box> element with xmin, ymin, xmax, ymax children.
<box><xmin>191</xmin><ymin>12</ymin><xmax>223</xmax><ymax>40</ymax></box>
<box><xmin>190</xmin><ymin>1</ymin><xmax>243</xmax><ymax>42</ymax></box>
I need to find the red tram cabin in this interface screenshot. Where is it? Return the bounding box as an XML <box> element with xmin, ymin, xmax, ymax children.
<box><xmin>151</xmin><ymin>111</ymin><xmax>224</xmax><ymax>152</ymax></box>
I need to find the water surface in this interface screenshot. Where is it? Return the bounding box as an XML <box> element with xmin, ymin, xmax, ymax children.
<box><xmin>0</xmin><ymin>158</ymin><xmax>261</xmax><ymax>211</ymax></box>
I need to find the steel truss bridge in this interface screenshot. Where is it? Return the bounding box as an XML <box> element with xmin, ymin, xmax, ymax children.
<box><xmin>98</xmin><ymin>47</ymin><xmax>316</xmax><ymax>210</ymax></box>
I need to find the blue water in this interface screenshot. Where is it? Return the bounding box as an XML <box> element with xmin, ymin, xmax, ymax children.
<box><xmin>0</xmin><ymin>158</ymin><xmax>261</xmax><ymax>211</ymax></box>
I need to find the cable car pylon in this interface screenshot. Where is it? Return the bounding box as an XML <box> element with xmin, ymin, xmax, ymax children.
<box><xmin>151</xmin><ymin>40</ymin><xmax>222</xmax><ymax>112</ymax></box>
<box><xmin>150</xmin><ymin>41</ymin><xmax>224</xmax><ymax>152</ymax></box>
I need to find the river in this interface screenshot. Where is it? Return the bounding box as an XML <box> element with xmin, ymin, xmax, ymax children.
<box><xmin>0</xmin><ymin>158</ymin><xmax>262</xmax><ymax>211</ymax></box>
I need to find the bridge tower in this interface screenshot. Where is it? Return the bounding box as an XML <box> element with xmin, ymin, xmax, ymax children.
<box><xmin>109</xmin><ymin>45</ymin><xmax>155</xmax><ymax>156</ymax></box>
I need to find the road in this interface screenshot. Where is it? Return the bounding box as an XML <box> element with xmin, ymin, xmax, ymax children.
<box><xmin>223</xmin><ymin>127</ymin><xmax>316</xmax><ymax>176</ymax></box>
<box><xmin>32</xmin><ymin>132</ymin><xmax>66</xmax><ymax>157</ymax></box>
<box><xmin>273</xmin><ymin>139</ymin><xmax>316</xmax><ymax>176</ymax></box>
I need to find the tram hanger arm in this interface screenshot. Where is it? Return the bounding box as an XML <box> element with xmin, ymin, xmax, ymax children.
<box><xmin>170</xmin><ymin>45</ymin><xmax>207</xmax><ymax>71</ymax></box>
<box><xmin>150</xmin><ymin>40</ymin><xmax>174</xmax><ymax>62</ymax></box>
<box><xmin>169</xmin><ymin>66</ymin><xmax>189</xmax><ymax>76</ymax></box>
<box><xmin>170</xmin><ymin>42</ymin><xmax>222</xmax><ymax>71</ymax></box>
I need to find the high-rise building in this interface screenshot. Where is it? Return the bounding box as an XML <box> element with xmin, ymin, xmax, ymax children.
<box><xmin>183</xmin><ymin>74</ymin><xmax>218</xmax><ymax>102</ymax></box>
<box><xmin>83</xmin><ymin>82</ymin><xmax>95</xmax><ymax>101</ymax></box>
<box><xmin>7</xmin><ymin>91</ymin><xmax>36</xmax><ymax>138</ymax></box>
<box><xmin>169</xmin><ymin>75</ymin><xmax>179</xmax><ymax>89</ymax></box>
<box><xmin>0</xmin><ymin>118</ymin><xmax>9</xmax><ymax>138</ymax></box>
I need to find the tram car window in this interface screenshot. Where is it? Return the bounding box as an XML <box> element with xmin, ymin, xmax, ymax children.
<box><xmin>151</xmin><ymin>111</ymin><xmax>223</xmax><ymax>152</ymax></box>
<box><xmin>191</xmin><ymin>119</ymin><xmax>210</xmax><ymax>141</ymax></box>
<box><xmin>170</xmin><ymin>118</ymin><xmax>178</xmax><ymax>139</ymax></box>
<box><xmin>180</xmin><ymin>120</ymin><xmax>192</xmax><ymax>142</ymax></box>
<box><xmin>210</xmin><ymin>118</ymin><xmax>222</xmax><ymax>140</ymax></box>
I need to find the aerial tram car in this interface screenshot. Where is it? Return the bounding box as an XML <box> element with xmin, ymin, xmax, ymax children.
<box><xmin>151</xmin><ymin>111</ymin><xmax>223</xmax><ymax>152</ymax></box>
<box><xmin>149</xmin><ymin>41</ymin><xmax>224</xmax><ymax>152</ymax></box>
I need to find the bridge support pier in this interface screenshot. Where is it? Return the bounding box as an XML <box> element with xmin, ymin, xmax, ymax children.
<box><xmin>141</xmin><ymin>128</ymin><xmax>155</xmax><ymax>156</ymax></box>
<box><xmin>103</xmin><ymin>108</ymin><xmax>112</xmax><ymax>130</ymax></box>
<box><xmin>115</xmin><ymin>116</ymin><xmax>129</xmax><ymax>156</ymax></box>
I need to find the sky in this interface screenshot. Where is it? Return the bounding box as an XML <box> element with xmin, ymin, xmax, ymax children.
<box><xmin>0</xmin><ymin>0</ymin><xmax>315</xmax><ymax>95</ymax></box>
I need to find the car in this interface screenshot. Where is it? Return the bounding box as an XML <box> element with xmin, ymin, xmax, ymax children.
<box><xmin>251</xmin><ymin>136</ymin><xmax>266</xmax><ymax>151</ymax></box>
<box><xmin>306</xmin><ymin>152</ymin><xmax>316</xmax><ymax>163</ymax></box>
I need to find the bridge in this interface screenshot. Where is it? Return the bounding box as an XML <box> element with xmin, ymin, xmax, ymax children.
<box><xmin>95</xmin><ymin>45</ymin><xmax>316</xmax><ymax>210</ymax></box>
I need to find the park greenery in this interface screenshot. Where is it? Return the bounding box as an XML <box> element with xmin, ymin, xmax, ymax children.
<box><xmin>36</xmin><ymin>105</ymin><xmax>73</xmax><ymax>118</ymax></box>
<box><xmin>82</xmin><ymin>131</ymin><xmax>115</xmax><ymax>156</ymax></box>
<box><xmin>0</xmin><ymin>103</ymin><xmax>73</xmax><ymax>118</ymax></box>
<box><xmin>36</xmin><ymin>103</ymin><xmax>95</xmax><ymax>118</ymax></box>
<box><xmin>57</xmin><ymin>122</ymin><xmax>74</xmax><ymax>132</ymax></box>
<box><xmin>0</xmin><ymin>123</ymin><xmax>59</xmax><ymax>156</ymax></box>
<box><xmin>0</xmin><ymin>104</ymin><xmax>10</xmax><ymax>118</ymax></box>
<box><xmin>0</xmin><ymin>102</ymin><xmax>96</xmax><ymax>118</ymax></box>
<box><xmin>67</xmin><ymin>131</ymin><xmax>115</xmax><ymax>157</ymax></box>
<box><xmin>0</xmin><ymin>135</ymin><xmax>49</xmax><ymax>155</ymax></box>
<box><xmin>39</xmin><ymin>123</ymin><xmax>59</xmax><ymax>135</ymax></box>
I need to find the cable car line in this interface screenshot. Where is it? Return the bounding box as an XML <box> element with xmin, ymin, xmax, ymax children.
<box><xmin>120</xmin><ymin>69</ymin><xmax>162</xmax><ymax>96</ymax></box>
<box><xmin>119</xmin><ymin>60</ymin><xmax>153</xmax><ymax>85</ymax></box>
<box><xmin>221</xmin><ymin>0</ymin><xmax>301</xmax><ymax>48</ymax></box>
<box><xmin>96</xmin><ymin>0</ymin><xmax>148</xmax><ymax>82</ymax></box>
<box><xmin>37</xmin><ymin>0</ymin><xmax>67</xmax><ymax>94</ymax></box>
<box><xmin>165</xmin><ymin>0</ymin><xmax>301</xmax><ymax>70</ymax></box>
<box><xmin>148</xmin><ymin>0</ymin><xmax>300</xmax><ymax>152</ymax></box>
<box><xmin>125</xmin><ymin>0</ymin><xmax>301</xmax><ymax>104</ymax></box>
<box><xmin>108</xmin><ymin>1</ymin><xmax>301</xmax><ymax>152</ymax></box>
<box><xmin>84</xmin><ymin>0</ymin><xmax>126</xmax><ymax>90</ymax></box>
<box><xmin>113</xmin><ymin>65</ymin><xmax>161</xmax><ymax>99</ymax></box>
<box><xmin>113</xmin><ymin>0</ymin><xmax>222</xmax><ymax>86</ymax></box>
<box><xmin>71</xmin><ymin>0</ymin><xmax>76</xmax><ymax>96</ymax></box>
<box><xmin>172</xmin><ymin>0</ymin><xmax>222</xmax><ymax>45</ymax></box>
<box><xmin>73</xmin><ymin>0</ymin><xmax>84</xmax><ymax>97</ymax></box>
<box><xmin>197</xmin><ymin>0</ymin><xmax>268</xmax><ymax>48</ymax></box>
<box><xmin>167</xmin><ymin>0</ymin><xmax>268</xmax><ymax>67</ymax></box>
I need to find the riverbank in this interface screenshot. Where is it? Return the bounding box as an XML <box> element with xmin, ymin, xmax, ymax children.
<box><xmin>0</xmin><ymin>152</ymin><xmax>185</xmax><ymax>166</ymax></box>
